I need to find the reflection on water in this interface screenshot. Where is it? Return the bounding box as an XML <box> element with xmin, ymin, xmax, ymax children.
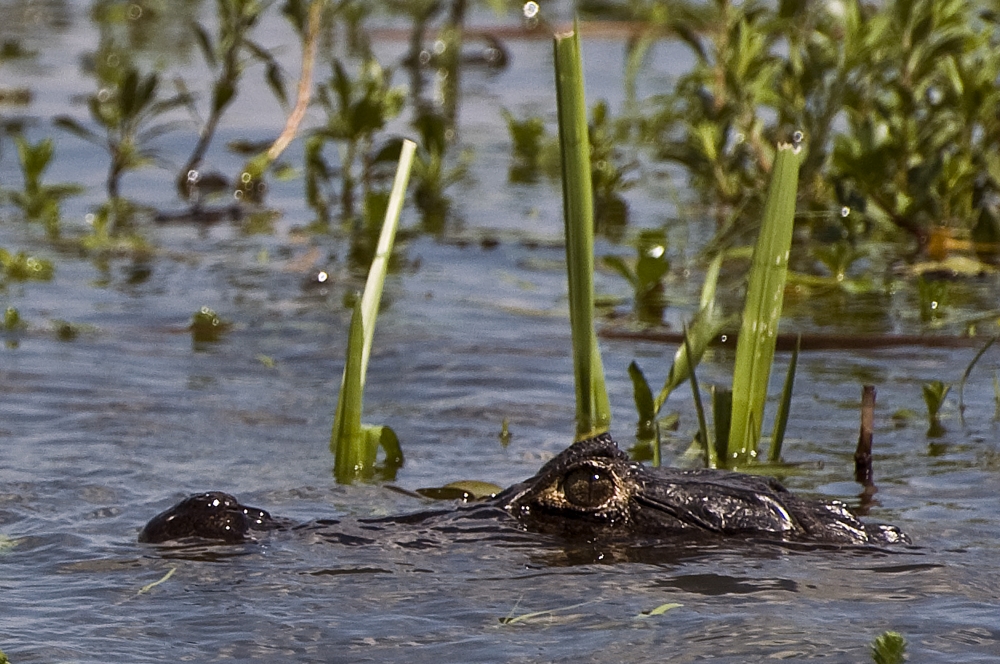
<box><xmin>1</xmin><ymin>1</ymin><xmax>1000</xmax><ymax>663</ymax></box>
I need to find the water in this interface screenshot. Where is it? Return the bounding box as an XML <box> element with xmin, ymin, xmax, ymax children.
<box><xmin>2</xmin><ymin>2</ymin><xmax>1000</xmax><ymax>661</ymax></box>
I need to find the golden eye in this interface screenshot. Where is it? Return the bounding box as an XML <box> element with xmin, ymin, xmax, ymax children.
<box><xmin>562</xmin><ymin>466</ymin><xmax>614</xmax><ymax>508</ymax></box>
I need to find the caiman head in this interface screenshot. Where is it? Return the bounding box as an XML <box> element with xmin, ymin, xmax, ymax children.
<box><xmin>138</xmin><ymin>491</ymin><xmax>279</xmax><ymax>544</ymax></box>
<box><xmin>498</xmin><ymin>433</ymin><xmax>909</xmax><ymax>545</ymax></box>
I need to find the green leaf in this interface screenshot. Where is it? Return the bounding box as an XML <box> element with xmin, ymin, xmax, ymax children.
<box><xmin>53</xmin><ymin>116</ymin><xmax>103</xmax><ymax>145</ymax></box>
<box><xmin>727</xmin><ymin>143</ymin><xmax>800</xmax><ymax>465</ymax></box>
<box><xmin>330</xmin><ymin>140</ymin><xmax>416</xmax><ymax>482</ymax></box>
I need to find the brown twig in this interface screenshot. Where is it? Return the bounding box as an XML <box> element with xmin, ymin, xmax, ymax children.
<box><xmin>265</xmin><ymin>0</ymin><xmax>323</xmax><ymax>164</ymax></box>
<box><xmin>854</xmin><ymin>385</ymin><xmax>877</xmax><ymax>509</ymax></box>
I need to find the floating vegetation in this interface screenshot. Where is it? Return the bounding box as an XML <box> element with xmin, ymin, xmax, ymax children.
<box><xmin>870</xmin><ymin>630</ymin><xmax>906</xmax><ymax>664</ymax></box>
<box><xmin>189</xmin><ymin>306</ymin><xmax>231</xmax><ymax>344</ymax></box>
<box><xmin>0</xmin><ymin>250</ymin><xmax>54</xmax><ymax>283</ymax></box>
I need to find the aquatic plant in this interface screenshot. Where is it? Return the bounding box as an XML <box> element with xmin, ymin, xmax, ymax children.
<box><xmin>501</xmin><ymin>108</ymin><xmax>546</xmax><ymax>183</ymax></box>
<box><xmin>554</xmin><ymin>22</ymin><xmax>612</xmax><ymax>441</ymax></box>
<box><xmin>588</xmin><ymin>99</ymin><xmax>636</xmax><ymax>236</ymax></box>
<box><xmin>5</xmin><ymin>136</ymin><xmax>83</xmax><ymax>238</ymax></box>
<box><xmin>0</xmin><ymin>249</ymin><xmax>54</xmax><ymax>283</ymax></box>
<box><xmin>870</xmin><ymin>630</ymin><xmax>906</xmax><ymax>664</ymax></box>
<box><xmin>628</xmin><ymin>0</ymin><xmax>1000</xmax><ymax>262</ymax></box>
<box><xmin>189</xmin><ymin>306</ymin><xmax>231</xmax><ymax>344</ymax></box>
<box><xmin>307</xmin><ymin>57</ymin><xmax>405</xmax><ymax>224</ymax></box>
<box><xmin>602</xmin><ymin>229</ymin><xmax>670</xmax><ymax>324</ymax></box>
<box><xmin>922</xmin><ymin>380</ymin><xmax>951</xmax><ymax>437</ymax></box>
<box><xmin>175</xmin><ymin>0</ymin><xmax>289</xmax><ymax>198</ymax></box>
<box><xmin>409</xmin><ymin>108</ymin><xmax>471</xmax><ymax>233</ymax></box>
<box><xmin>55</xmin><ymin>65</ymin><xmax>186</xmax><ymax>224</ymax></box>
<box><xmin>330</xmin><ymin>140</ymin><xmax>415</xmax><ymax>483</ymax></box>
<box><xmin>727</xmin><ymin>141</ymin><xmax>801</xmax><ymax>465</ymax></box>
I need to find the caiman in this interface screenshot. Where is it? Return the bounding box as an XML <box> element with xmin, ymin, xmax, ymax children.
<box><xmin>139</xmin><ymin>434</ymin><xmax>909</xmax><ymax>546</ymax></box>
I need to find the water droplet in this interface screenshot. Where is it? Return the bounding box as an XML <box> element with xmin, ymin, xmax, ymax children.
<box><xmin>841</xmin><ymin>206</ymin><xmax>850</xmax><ymax>217</ymax></box>
<box><xmin>792</xmin><ymin>130</ymin><xmax>804</xmax><ymax>144</ymax></box>
<box><xmin>930</xmin><ymin>301</ymin><xmax>939</xmax><ymax>310</ymax></box>
<box><xmin>85</xmin><ymin>213</ymin><xmax>95</xmax><ymax>226</ymax></box>
<box><xmin>523</xmin><ymin>1</ymin><xmax>540</xmax><ymax>19</ymax></box>
<box><xmin>646</xmin><ymin>245</ymin><xmax>665</xmax><ymax>259</ymax></box>
<box><xmin>234</xmin><ymin>190</ymin><xmax>243</xmax><ymax>200</ymax></box>
<box><xmin>187</xmin><ymin>169</ymin><xmax>200</xmax><ymax>184</ymax></box>
<box><xmin>433</xmin><ymin>39</ymin><xmax>446</xmax><ymax>55</ymax></box>
<box><xmin>97</xmin><ymin>87</ymin><xmax>112</xmax><ymax>102</ymax></box>
<box><xmin>317</xmin><ymin>271</ymin><xmax>329</xmax><ymax>283</ymax></box>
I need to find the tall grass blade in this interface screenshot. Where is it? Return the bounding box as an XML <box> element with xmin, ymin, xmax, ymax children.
<box><xmin>768</xmin><ymin>333</ymin><xmax>800</xmax><ymax>463</ymax></box>
<box><xmin>554</xmin><ymin>22</ymin><xmax>611</xmax><ymax>440</ymax></box>
<box><xmin>330</xmin><ymin>139</ymin><xmax>416</xmax><ymax>482</ymax></box>
<box><xmin>727</xmin><ymin>142</ymin><xmax>800</xmax><ymax>465</ymax></box>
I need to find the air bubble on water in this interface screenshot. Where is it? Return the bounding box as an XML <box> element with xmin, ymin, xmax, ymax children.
<box><xmin>930</xmin><ymin>301</ymin><xmax>939</xmax><ymax>310</ymax></box>
<box><xmin>241</xmin><ymin>172</ymin><xmax>252</xmax><ymax>184</ymax></box>
<box><xmin>647</xmin><ymin>245</ymin><xmax>665</xmax><ymax>259</ymax></box>
<box><xmin>97</xmin><ymin>88</ymin><xmax>112</xmax><ymax>102</ymax></box>
<box><xmin>433</xmin><ymin>39</ymin><xmax>446</xmax><ymax>55</ymax></box>
<box><xmin>85</xmin><ymin>213</ymin><xmax>95</xmax><ymax>226</ymax></box>
<box><xmin>234</xmin><ymin>190</ymin><xmax>243</xmax><ymax>200</ymax></box>
<box><xmin>187</xmin><ymin>170</ymin><xmax>200</xmax><ymax>184</ymax></box>
<box><xmin>792</xmin><ymin>130</ymin><xmax>804</xmax><ymax>144</ymax></box>
<box><xmin>523</xmin><ymin>2</ymin><xmax>539</xmax><ymax>19</ymax></box>
<box><xmin>317</xmin><ymin>271</ymin><xmax>329</xmax><ymax>283</ymax></box>
<box><xmin>841</xmin><ymin>206</ymin><xmax>850</xmax><ymax>217</ymax></box>
<box><xmin>128</xmin><ymin>4</ymin><xmax>142</xmax><ymax>20</ymax></box>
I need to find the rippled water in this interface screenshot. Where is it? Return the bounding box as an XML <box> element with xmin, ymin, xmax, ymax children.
<box><xmin>2</xmin><ymin>1</ymin><xmax>1000</xmax><ymax>662</ymax></box>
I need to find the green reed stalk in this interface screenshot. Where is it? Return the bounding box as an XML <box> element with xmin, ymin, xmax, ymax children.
<box><xmin>727</xmin><ymin>142</ymin><xmax>800</xmax><ymax>466</ymax></box>
<box><xmin>331</xmin><ymin>139</ymin><xmax>415</xmax><ymax>482</ymax></box>
<box><xmin>554</xmin><ymin>22</ymin><xmax>611</xmax><ymax>441</ymax></box>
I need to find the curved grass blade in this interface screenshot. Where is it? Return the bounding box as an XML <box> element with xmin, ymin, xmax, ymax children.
<box><xmin>554</xmin><ymin>22</ymin><xmax>611</xmax><ymax>440</ymax></box>
<box><xmin>331</xmin><ymin>139</ymin><xmax>416</xmax><ymax>482</ymax></box>
<box><xmin>958</xmin><ymin>335</ymin><xmax>997</xmax><ymax>424</ymax></box>
<box><xmin>654</xmin><ymin>253</ymin><xmax>726</xmax><ymax>413</ymax></box>
<box><xmin>727</xmin><ymin>143</ymin><xmax>801</xmax><ymax>465</ymax></box>
<box><xmin>683</xmin><ymin>325</ymin><xmax>715</xmax><ymax>469</ymax></box>
<box><xmin>768</xmin><ymin>333</ymin><xmax>800</xmax><ymax>463</ymax></box>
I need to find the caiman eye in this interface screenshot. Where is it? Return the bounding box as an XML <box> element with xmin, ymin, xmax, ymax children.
<box><xmin>562</xmin><ymin>466</ymin><xmax>615</xmax><ymax>508</ymax></box>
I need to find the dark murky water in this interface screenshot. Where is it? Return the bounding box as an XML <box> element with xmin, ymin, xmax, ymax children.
<box><xmin>2</xmin><ymin>2</ymin><xmax>1000</xmax><ymax>662</ymax></box>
